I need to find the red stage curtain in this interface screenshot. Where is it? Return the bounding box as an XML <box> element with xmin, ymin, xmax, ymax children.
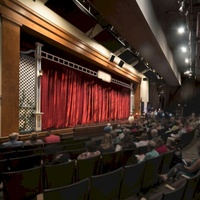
<box><xmin>41</xmin><ymin>60</ymin><xmax>130</xmax><ymax>130</ymax></box>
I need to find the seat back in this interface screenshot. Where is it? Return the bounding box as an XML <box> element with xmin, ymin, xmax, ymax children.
<box><xmin>0</xmin><ymin>159</ymin><xmax>8</xmax><ymax>183</ymax></box>
<box><xmin>89</xmin><ymin>167</ymin><xmax>123</xmax><ymax>200</ymax></box>
<box><xmin>101</xmin><ymin>151</ymin><xmax>123</xmax><ymax>173</ymax></box>
<box><xmin>160</xmin><ymin>150</ymin><xmax>175</xmax><ymax>174</ymax></box>
<box><xmin>43</xmin><ymin>178</ymin><xmax>89</xmax><ymax>200</ymax></box>
<box><xmin>122</xmin><ymin>148</ymin><xmax>138</xmax><ymax>166</ymax></box>
<box><xmin>141</xmin><ymin>154</ymin><xmax>164</xmax><ymax>190</ymax></box>
<box><xmin>2</xmin><ymin>166</ymin><xmax>43</xmax><ymax>200</ymax></box>
<box><xmin>65</xmin><ymin>142</ymin><xmax>85</xmax><ymax>150</ymax></box>
<box><xmin>137</xmin><ymin>145</ymin><xmax>148</xmax><ymax>155</ymax></box>
<box><xmin>175</xmin><ymin>129</ymin><xmax>196</xmax><ymax>149</ymax></box>
<box><xmin>9</xmin><ymin>154</ymin><xmax>42</xmax><ymax>171</ymax></box>
<box><xmin>76</xmin><ymin>155</ymin><xmax>101</xmax><ymax>181</ymax></box>
<box><xmin>44</xmin><ymin>160</ymin><xmax>76</xmax><ymax>189</ymax></box>
<box><xmin>17</xmin><ymin>148</ymin><xmax>43</xmax><ymax>157</ymax></box>
<box><xmin>119</xmin><ymin>161</ymin><xmax>146</xmax><ymax>199</ymax></box>
<box><xmin>182</xmin><ymin>170</ymin><xmax>200</xmax><ymax>200</ymax></box>
<box><xmin>68</xmin><ymin>148</ymin><xmax>86</xmax><ymax>160</ymax></box>
<box><xmin>163</xmin><ymin>178</ymin><xmax>187</xmax><ymax>200</ymax></box>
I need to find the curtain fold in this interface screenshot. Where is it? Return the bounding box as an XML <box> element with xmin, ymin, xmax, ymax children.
<box><xmin>41</xmin><ymin>60</ymin><xmax>130</xmax><ymax>130</ymax></box>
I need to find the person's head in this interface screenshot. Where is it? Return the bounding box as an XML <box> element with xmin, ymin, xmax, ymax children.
<box><xmin>123</xmin><ymin>128</ymin><xmax>132</xmax><ymax>136</ymax></box>
<box><xmin>140</xmin><ymin>133</ymin><xmax>148</xmax><ymax>141</ymax></box>
<box><xmin>151</xmin><ymin>129</ymin><xmax>158</xmax><ymax>138</ymax></box>
<box><xmin>121</xmin><ymin>133</ymin><xmax>133</xmax><ymax>144</ymax></box>
<box><xmin>179</xmin><ymin>123</ymin><xmax>184</xmax><ymax>129</ymax></box>
<box><xmin>104</xmin><ymin>126</ymin><xmax>112</xmax><ymax>133</ymax></box>
<box><xmin>155</xmin><ymin>137</ymin><xmax>165</xmax><ymax>148</ymax></box>
<box><xmin>9</xmin><ymin>132</ymin><xmax>19</xmax><ymax>141</ymax></box>
<box><xmin>30</xmin><ymin>132</ymin><xmax>38</xmax><ymax>142</ymax></box>
<box><xmin>100</xmin><ymin>133</ymin><xmax>113</xmax><ymax>149</ymax></box>
<box><xmin>148</xmin><ymin>140</ymin><xmax>157</xmax><ymax>151</ymax></box>
<box><xmin>110</xmin><ymin>130</ymin><xmax>118</xmax><ymax>139</ymax></box>
<box><xmin>85</xmin><ymin>141</ymin><xmax>97</xmax><ymax>153</ymax></box>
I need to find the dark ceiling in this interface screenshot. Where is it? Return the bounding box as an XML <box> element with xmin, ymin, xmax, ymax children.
<box><xmin>44</xmin><ymin>0</ymin><xmax>200</xmax><ymax>86</ymax></box>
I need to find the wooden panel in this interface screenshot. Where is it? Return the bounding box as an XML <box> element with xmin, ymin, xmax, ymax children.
<box><xmin>1</xmin><ymin>18</ymin><xmax>21</xmax><ymax>136</ymax></box>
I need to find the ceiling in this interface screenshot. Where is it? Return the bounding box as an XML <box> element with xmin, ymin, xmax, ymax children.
<box><xmin>43</xmin><ymin>0</ymin><xmax>200</xmax><ymax>86</ymax></box>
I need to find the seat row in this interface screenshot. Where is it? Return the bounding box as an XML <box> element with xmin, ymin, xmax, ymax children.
<box><xmin>2</xmin><ymin>151</ymin><xmax>200</xmax><ymax>200</ymax></box>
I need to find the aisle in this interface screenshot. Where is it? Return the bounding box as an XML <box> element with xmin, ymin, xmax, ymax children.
<box><xmin>181</xmin><ymin>130</ymin><xmax>200</xmax><ymax>160</ymax></box>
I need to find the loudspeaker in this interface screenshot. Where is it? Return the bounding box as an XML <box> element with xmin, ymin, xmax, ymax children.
<box><xmin>118</xmin><ymin>60</ymin><xmax>124</xmax><ymax>67</ymax></box>
<box><xmin>109</xmin><ymin>55</ymin><xmax>115</xmax><ymax>62</ymax></box>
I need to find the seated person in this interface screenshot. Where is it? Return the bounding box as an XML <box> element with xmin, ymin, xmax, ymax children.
<box><xmin>115</xmin><ymin>124</ymin><xmax>123</xmax><ymax>134</ymax></box>
<box><xmin>104</xmin><ymin>123</ymin><xmax>112</xmax><ymax>133</ymax></box>
<box><xmin>155</xmin><ymin>137</ymin><xmax>168</xmax><ymax>155</ymax></box>
<box><xmin>44</xmin><ymin>130</ymin><xmax>60</xmax><ymax>144</ymax></box>
<box><xmin>51</xmin><ymin>152</ymin><xmax>71</xmax><ymax>165</ymax></box>
<box><xmin>110</xmin><ymin>130</ymin><xmax>120</xmax><ymax>145</ymax></box>
<box><xmin>135</xmin><ymin>133</ymin><xmax>149</xmax><ymax>147</ymax></box>
<box><xmin>136</xmin><ymin>140</ymin><xmax>159</xmax><ymax>163</ymax></box>
<box><xmin>1</xmin><ymin>132</ymin><xmax>23</xmax><ymax>148</ymax></box>
<box><xmin>128</xmin><ymin>113</ymin><xmax>134</xmax><ymax>124</ymax></box>
<box><xmin>98</xmin><ymin>133</ymin><xmax>115</xmax><ymax>153</ymax></box>
<box><xmin>115</xmin><ymin>129</ymin><xmax>136</xmax><ymax>151</ymax></box>
<box><xmin>158</xmin><ymin>144</ymin><xmax>200</xmax><ymax>181</ymax></box>
<box><xmin>24</xmin><ymin>132</ymin><xmax>44</xmax><ymax>146</ymax></box>
<box><xmin>166</xmin><ymin>123</ymin><xmax>186</xmax><ymax>148</ymax></box>
<box><xmin>77</xmin><ymin>141</ymin><xmax>100</xmax><ymax>160</ymax></box>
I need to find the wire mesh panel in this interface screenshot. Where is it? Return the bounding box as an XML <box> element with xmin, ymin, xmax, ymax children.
<box><xmin>19</xmin><ymin>55</ymin><xmax>36</xmax><ymax>133</ymax></box>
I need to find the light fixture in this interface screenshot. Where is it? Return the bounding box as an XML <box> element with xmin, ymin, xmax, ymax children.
<box><xmin>37</xmin><ymin>70</ymin><xmax>43</xmax><ymax>77</ymax></box>
<box><xmin>184</xmin><ymin>68</ymin><xmax>192</xmax><ymax>78</ymax></box>
<box><xmin>178</xmin><ymin>27</ymin><xmax>185</xmax><ymax>34</ymax></box>
<box><xmin>185</xmin><ymin>58</ymin><xmax>189</xmax><ymax>63</ymax></box>
<box><xmin>181</xmin><ymin>46</ymin><xmax>187</xmax><ymax>52</ymax></box>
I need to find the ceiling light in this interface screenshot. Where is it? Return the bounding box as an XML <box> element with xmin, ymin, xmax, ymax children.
<box><xmin>185</xmin><ymin>58</ymin><xmax>189</xmax><ymax>63</ymax></box>
<box><xmin>178</xmin><ymin>27</ymin><xmax>185</xmax><ymax>34</ymax></box>
<box><xmin>181</xmin><ymin>46</ymin><xmax>187</xmax><ymax>52</ymax></box>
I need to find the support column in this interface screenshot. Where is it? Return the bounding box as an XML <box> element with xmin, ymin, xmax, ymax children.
<box><xmin>34</xmin><ymin>42</ymin><xmax>43</xmax><ymax>131</ymax></box>
<box><xmin>130</xmin><ymin>83</ymin><xmax>134</xmax><ymax>114</ymax></box>
<box><xmin>0</xmin><ymin>17</ymin><xmax>21</xmax><ymax>136</ymax></box>
<box><xmin>134</xmin><ymin>83</ymin><xmax>141</xmax><ymax>116</ymax></box>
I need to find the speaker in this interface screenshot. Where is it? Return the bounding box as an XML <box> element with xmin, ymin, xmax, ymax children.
<box><xmin>143</xmin><ymin>78</ymin><xmax>148</xmax><ymax>81</ymax></box>
<box><xmin>118</xmin><ymin>60</ymin><xmax>124</xmax><ymax>67</ymax></box>
<box><xmin>109</xmin><ymin>55</ymin><xmax>115</xmax><ymax>62</ymax></box>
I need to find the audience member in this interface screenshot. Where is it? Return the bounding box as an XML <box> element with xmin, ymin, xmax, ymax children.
<box><xmin>115</xmin><ymin>129</ymin><xmax>136</xmax><ymax>151</ymax></box>
<box><xmin>165</xmin><ymin>121</ymin><xmax>179</xmax><ymax>133</ymax></box>
<box><xmin>150</xmin><ymin>128</ymin><xmax>159</xmax><ymax>141</ymax></box>
<box><xmin>77</xmin><ymin>141</ymin><xmax>100</xmax><ymax>160</ymax></box>
<box><xmin>158</xmin><ymin>144</ymin><xmax>200</xmax><ymax>181</ymax></box>
<box><xmin>155</xmin><ymin>137</ymin><xmax>168</xmax><ymax>154</ymax></box>
<box><xmin>104</xmin><ymin>123</ymin><xmax>112</xmax><ymax>133</ymax></box>
<box><xmin>136</xmin><ymin>140</ymin><xmax>159</xmax><ymax>163</ymax></box>
<box><xmin>166</xmin><ymin>123</ymin><xmax>186</xmax><ymax>148</ymax></box>
<box><xmin>115</xmin><ymin>124</ymin><xmax>123</xmax><ymax>134</ymax></box>
<box><xmin>135</xmin><ymin>133</ymin><xmax>149</xmax><ymax>147</ymax></box>
<box><xmin>1</xmin><ymin>132</ymin><xmax>23</xmax><ymax>148</ymax></box>
<box><xmin>50</xmin><ymin>152</ymin><xmax>70</xmax><ymax>165</ymax></box>
<box><xmin>44</xmin><ymin>130</ymin><xmax>60</xmax><ymax>144</ymax></box>
<box><xmin>98</xmin><ymin>133</ymin><xmax>115</xmax><ymax>153</ymax></box>
<box><xmin>24</xmin><ymin>132</ymin><xmax>44</xmax><ymax>146</ymax></box>
<box><xmin>128</xmin><ymin>113</ymin><xmax>134</xmax><ymax>124</ymax></box>
<box><xmin>110</xmin><ymin>130</ymin><xmax>120</xmax><ymax>145</ymax></box>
